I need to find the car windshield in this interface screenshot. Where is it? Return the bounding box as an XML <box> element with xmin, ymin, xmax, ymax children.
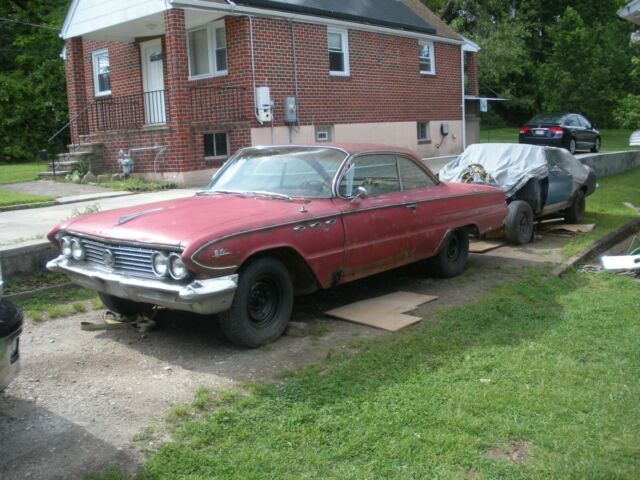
<box><xmin>204</xmin><ymin>146</ymin><xmax>348</xmax><ymax>199</ymax></box>
<box><xmin>527</xmin><ymin>113</ymin><xmax>565</xmax><ymax>124</ymax></box>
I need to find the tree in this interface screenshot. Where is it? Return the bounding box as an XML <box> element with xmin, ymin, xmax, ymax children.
<box><xmin>422</xmin><ymin>0</ymin><xmax>636</xmax><ymax>127</ymax></box>
<box><xmin>0</xmin><ymin>0</ymin><xmax>69</xmax><ymax>163</ymax></box>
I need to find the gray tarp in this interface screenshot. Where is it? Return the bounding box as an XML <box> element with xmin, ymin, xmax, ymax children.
<box><xmin>439</xmin><ymin>143</ymin><xmax>550</xmax><ymax>198</ymax></box>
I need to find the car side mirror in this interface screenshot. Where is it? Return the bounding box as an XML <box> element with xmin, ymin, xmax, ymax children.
<box><xmin>351</xmin><ymin>186</ymin><xmax>368</xmax><ymax>203</ymax></box>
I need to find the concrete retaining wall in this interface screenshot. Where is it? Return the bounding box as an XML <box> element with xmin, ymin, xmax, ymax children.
<box><xmin>577</xmin><ymin>150</ymin><xmax>640</xmax><ymax>178</ymax></box>
<box><xmin>0</xmin><ymin>241</ymin><xmax>58</xmax><ymax>281</ymax></box>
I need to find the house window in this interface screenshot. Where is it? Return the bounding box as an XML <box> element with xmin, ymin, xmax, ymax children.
<box><xmin>92</xmin><ymin>49</ymin><xmax>111</xmax><ymax>96</ymax></box>
<box><xmin>204</xmin><ymin>132</ymin><xmax>229</xmax><ymax>158</ymax></box>
<box><xmin>419</xmin><ymin>40</ymin><xmax>435</xmax><ymax>75</ymax></box>
<box><xmin>417</xmin><ymin>122</ymin><xmax>430</xmax><ymax>142</ymax></box>
<box><xmin>328</xmin><ymin>28</ymin><xmax>349</xmax><ymax>76</ymax></box>
<box><xmin>315</xmin><ymin>125</ymin><xmax>334</xmax><ymax>142</ymax></box>
<box><xmin>188</xmin><ymin>20</ymin><xmax>228</xmax><ymax>79</ymax></box>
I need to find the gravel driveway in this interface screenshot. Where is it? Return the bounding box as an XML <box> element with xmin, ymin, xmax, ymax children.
<box><xmin>0</xmin><ymin>238</ymin><xmax>564</xmax><ymax>479</ymax></box>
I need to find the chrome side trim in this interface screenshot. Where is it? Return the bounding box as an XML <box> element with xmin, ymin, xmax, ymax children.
<box><xmin>47</xmin><ymin>256</ymin><xmax>237</xmax><ymax>315</ymax></box>
<box><xmin>190</xmin><ymin>213</ymin><xmax>339</xmax><ymax>268</ymax></box>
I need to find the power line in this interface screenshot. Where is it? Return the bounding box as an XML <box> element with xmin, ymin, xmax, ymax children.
<box><xmin>0</xmin><ymin>17</ymin><xmax>59</xmax><ymax>31</ymax></box>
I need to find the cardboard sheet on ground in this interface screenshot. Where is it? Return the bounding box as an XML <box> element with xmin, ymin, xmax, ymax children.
<box><xmin>470</xmin><ymin>240</ymin><xmax>507</xmax><ymax>253</ymax></box>
<box><xmin>542</xmin><ymin>224</ymin><xmax>596</xmax><ymax>235</ymax></box>
<box><xmin>325</xmin><ymin>291</ymin><xmax>438</xmax><ymax>331</ymax></box>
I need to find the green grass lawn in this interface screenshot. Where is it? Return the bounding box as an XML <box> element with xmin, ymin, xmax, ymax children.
<box><xmin>0</xmin><ymin>189</ymin><xmax>54</xmax><ymax>208</ymax></box>
<box><xmin>0</xmin><ymin>161</ymin><xmax>43</xmax><ymax>185</ymax></box>
<box><xmin>480</xmin><ymin>127</ymin><xmax>637</xmax><ymax>152</ymax></box>
<box><xmin>92</xmin><ymin>270</ymin><xmax>639</xmax><ymax>480</ymax></box>
<box><xmin>562</xmin><ymin>167</ymin><xmax>640</xmax><ymax>257</ymax></box>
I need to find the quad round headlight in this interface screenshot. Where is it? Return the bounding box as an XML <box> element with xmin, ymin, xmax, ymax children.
<box><xmin>70</xmin><ymin>238</ymin><xmax>85</xmax><ymax>260</ymax></box>
<box><xmin>168</xmin><ymin>253</ymin><xmax>189</xmax><ymax>280</ymax></box>
<box><xmin>151</xmin><ymin>252</ymin><xmax>169</xmax><ymax>277</ymax></box>
<box><xmin>60</xmin><ymin>237</ymin><xmax>72</xmax><ymax>258</ymax></box>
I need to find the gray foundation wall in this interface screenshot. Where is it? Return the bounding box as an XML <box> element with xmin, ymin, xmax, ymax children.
<box><xmin>578</xmin><ymin>150</ymin><xmax>640</xmax><ymax>178</ymax></box>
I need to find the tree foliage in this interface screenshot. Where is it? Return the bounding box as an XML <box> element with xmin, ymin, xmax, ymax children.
<box><xmin>424</xmin><ymin>0</ymin><xmax>638</xmax><ymax>127</ymax></box>
<box><xmin>0</xmin><ymin>0</ymin><xmax>69</xmax><ymax>163</ymax></box>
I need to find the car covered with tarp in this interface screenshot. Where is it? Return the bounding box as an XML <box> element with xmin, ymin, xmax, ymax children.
<box><xmin>440</xmin><ymin>143</ymin><xmax>597</xmax><ymax>244</ymax></box>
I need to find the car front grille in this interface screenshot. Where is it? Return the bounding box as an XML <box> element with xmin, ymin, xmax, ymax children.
<box><xmin>81</xmin><ymin>238</ymin><xmax>156</xmax><ymax>277</ymax></box>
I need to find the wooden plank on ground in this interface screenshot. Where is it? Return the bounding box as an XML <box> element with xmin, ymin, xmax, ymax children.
<box><xmin>325</xmin><ymin>291</ymin><xmax>438</xmax><ymax>332</ymax></box>
<box><xmin>470</xmin><ymin>240</ymin><xmax>507</xmax><ymax>253</ymax></box>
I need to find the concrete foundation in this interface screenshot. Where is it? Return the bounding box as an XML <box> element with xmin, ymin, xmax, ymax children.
<box><xmin>0</xmin><ymin>241</ymin><xmax>58</xmax><ymax>281</ymax></box>
<box><xmin>578</xmin><ymin>150</ymin><xmax>640</xmax><ymax>178</ymax></box>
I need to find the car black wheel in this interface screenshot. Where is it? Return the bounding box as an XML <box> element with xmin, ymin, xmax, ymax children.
<box><xmin>428</xmin><ymin>228</ymin><xmax>469</xmax><ymax>278</ymax></box>
<box><xmin>565</xmin><ymin>190</ymin><xmax>586</xmax><ymax>224</ymax></box>
<box><xmin>591</xmin><ymin>137</ymin><xmax>601</xmax><ymax>153</ymax></box>
<box><xmin>98</xmin><ymin>293</ymin><xmax>154</xmax><ymax>317</ymax></box>
<box><xmin>219</xmin><ymin>257</ymin><xmax>293</xmax><ymax>348</ymax></box>
<box><xmin>505</xmin><ymin>200</ymin><xmax>534</xmax><ymax>245</ymax></box>
<box><xmin>568</xmin><ymin>138</ymin><xmax>577</xmax><ymax>154</ymax></box>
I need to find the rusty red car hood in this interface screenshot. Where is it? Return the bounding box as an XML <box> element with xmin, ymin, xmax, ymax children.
<box><xmin>54</xmin><ymin>194</ymin><xmax>307</xmax><ymax>247</ymax></box>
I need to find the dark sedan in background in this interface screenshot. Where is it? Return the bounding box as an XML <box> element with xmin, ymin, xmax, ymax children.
<box><xmin>519</xmin><ymin>113</ymin><xmax>601</xmax><ymax>154</ymax></box>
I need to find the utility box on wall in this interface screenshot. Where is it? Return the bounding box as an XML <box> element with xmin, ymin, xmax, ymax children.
<box><xmin>255</xmin><ymin>86</ymin><xmax>272</xmax><ymax>123</ymax></box>
<box><xmin>283</xmin><ymin>96</ymin><xmax>298</xmax><ymax>124</ymax></box>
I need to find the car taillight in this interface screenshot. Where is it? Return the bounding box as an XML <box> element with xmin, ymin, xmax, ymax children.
<box><xmin>549</xmin><ymin>127</ymin><xmax>564</xmax><ymax>136</ymax></box>
<box><xmin>519</xmin><ymin>127</ymin><xmax>531</xmax><ymax>134</ymax></box>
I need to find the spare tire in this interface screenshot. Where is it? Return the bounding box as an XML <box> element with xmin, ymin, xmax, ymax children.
<box><xmin>505</xmin><ymin>200</ymin><xmax>534</xmax><ymax>245</ymax></box>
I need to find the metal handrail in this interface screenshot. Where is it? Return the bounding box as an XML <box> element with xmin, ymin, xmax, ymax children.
<box><xmin>48</xmin><ymin>99</ymin><xmax>96</xmax><ymax>144</ymax></box>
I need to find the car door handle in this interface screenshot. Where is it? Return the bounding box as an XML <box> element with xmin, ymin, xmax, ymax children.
<box><xmin>404</xmin><ymin>204</ymin><xmax>417</xmax><ymax>211</ymax></box>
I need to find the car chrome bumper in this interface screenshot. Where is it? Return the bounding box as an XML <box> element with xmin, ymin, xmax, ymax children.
<box><xmin>46</xmin><ymin>255</ymin><xmax>237</xmax><ymax>315</ymax></box>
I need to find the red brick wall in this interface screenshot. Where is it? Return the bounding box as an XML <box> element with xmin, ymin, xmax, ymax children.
<box><xmin>67</xmin><ymin>9</ymin><xmax>464</xmax><ymax>174</ymax></box>
<box><xmin>248</xmin><ymin>17</ymin><xmax>462</xmax><ymax>128</ymax></box>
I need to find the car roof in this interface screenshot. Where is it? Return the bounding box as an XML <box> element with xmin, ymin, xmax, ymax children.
<box><xmin>248</xmin><ymin>143</ymin><xmax>421</xmax><ymax>157</ymax></box>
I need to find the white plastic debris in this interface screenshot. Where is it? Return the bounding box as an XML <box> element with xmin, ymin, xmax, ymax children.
<box><xmin>601</xmin><ymin>255</ymin><xmax>640</xmax><ymax>271</ymax></box>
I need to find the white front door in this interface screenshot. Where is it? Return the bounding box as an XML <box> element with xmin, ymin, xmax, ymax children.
<box><xmin>141</xmin><ymin>39</ymin><xmax>166</xmax><ymax>124</ymax></box>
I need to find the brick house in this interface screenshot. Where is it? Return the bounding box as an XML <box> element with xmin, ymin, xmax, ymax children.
<box><xmin>60</xmin><ymin>0</ymin><xmax>480</xmax><ymax>185</ymax></box>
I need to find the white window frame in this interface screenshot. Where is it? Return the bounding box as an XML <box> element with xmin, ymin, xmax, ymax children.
<box><xmin>419</xmin><ymin>40</ymin><xmax>435</xmax><ymax>75</ymax></box>
<box><xmin>417</xmin><ymin>121</ymin><xmax>430</xmax><ymax>142</ymax></box>
<box><xmin>328</xmin><ymin>27</ymin><xmax>350</xmax><ymax>77</ymax></box>
<box><xmin>204</xmin><ymin>131</ymin><xmax>230</xmax><ymax>159</ymax></box>
<box><xmin>315</xmin><ymin>125</ymin><xmax>334</xmax><ymax>142</ymax></box>
<box><xmin>91</xmin><ymin>49</ymin><xmax>111</xmax><ymax>97</ymax></box>
<box><xmin>187</xmin><ymin>19</ymin><xmax>228</xmax><ymax>80</ymax></box>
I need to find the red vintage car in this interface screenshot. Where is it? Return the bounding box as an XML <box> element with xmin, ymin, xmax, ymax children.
<box><xmin>47</xmin><ymin>145</ymin><xmax>507</xmax><ymax>347</ymax></box>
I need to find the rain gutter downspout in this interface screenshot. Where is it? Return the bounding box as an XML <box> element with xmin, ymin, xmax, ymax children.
<box><xmin>225</xmin><ymin>0</ymin><xmax>263</xmax><ymax>125</ymax></box>
<box><xmin>460</xmin><ymin>46</ymin><xmax>467</xmax><ymax>151</ymax></box>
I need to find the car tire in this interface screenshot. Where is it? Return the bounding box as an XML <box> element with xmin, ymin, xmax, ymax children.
<box><xmin>568</xmin><ymin>138</ymin><xmax>577</xmax><ymax>154</ymax></box>
<box><xmin>219</xmin><ymin>257</ymin><xmax>293</xmax><ymax>348</ymax></box>
<box><xmin>428</xmin><ymin>228</ymin><xmax>469</xmax><ymax>278</ymax></box>
<box><xmin>565</xmin><ymin>190</ymin><xmax>586</xmax><ymax>224</ymax></box>
<box><xmin>591</xmin><ymin>137</ymin><xmax>601</xmax><ymax>153</ymax></box>
<box><xmin>505</xmin><ymin>200</ymin><xmax>534</xmax><ymax>245</ymax></box>
<box><xmin>98</xmin><ymin>293</ymin><xmax>154</xmax><ymax>317</ymax></box>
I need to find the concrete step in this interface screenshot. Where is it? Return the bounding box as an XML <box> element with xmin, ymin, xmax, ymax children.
<box><xmin>48</xmin><ymin>160</ymin><xmax>80</xmax><ymax>172</ymax></box>
<box><xmin>37</xmin><ymin>170</ymin><xmax>73</xmax><ymax>179</ymax></box>
<box><xmin>69</xmin><ymin>142</ymin><xmax>104</xmax><ymax>154</ymax></box>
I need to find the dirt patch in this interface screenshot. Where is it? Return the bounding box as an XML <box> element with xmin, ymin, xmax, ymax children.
<box><xmin>489</xmin><ymin>440</ymin><xmax>533</xmax><ymax>463</ymax></box>
<box><xmin>0</xmin><ymin>236</ymin><xmax>564</xmax><ymax>480</ymax></box>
